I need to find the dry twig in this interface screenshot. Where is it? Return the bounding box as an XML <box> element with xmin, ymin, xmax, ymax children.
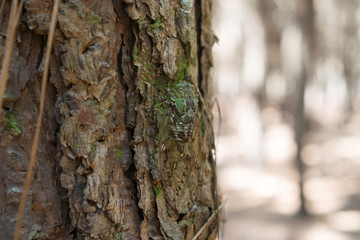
<box><xmin>190</xmin><ymin>199</ymin><xmax>227</xmax><ymax>240</ymax></box>
<box><xmin>0</xmin><ymin>0</ymin><xmax>6</xmax><ymax>18</ymax></box>
<box><xmin>0</xmin><ymin>0</ymin><xmax>19</xmax><ymax>109</ymax></box>
<box><xmin>13</xmin><ymin>1</ymin><xmax>60</xmax><ymax>239</ymax></box>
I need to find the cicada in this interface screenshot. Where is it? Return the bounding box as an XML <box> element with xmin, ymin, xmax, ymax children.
<box><xmin>167</xmin><ymin>81</ymin><xmax>199</xmax><ymax>145</ymax></box>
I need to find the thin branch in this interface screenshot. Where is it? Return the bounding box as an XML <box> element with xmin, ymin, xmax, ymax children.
<box><xmin>0</xmin><ymin>0</ymin><xmax>19</xmax><ymax>109</ymax></box>
<box><xmin>13</xmin><ymin>0</ymin><xmax>60</xmax><ymax>239</ymax></box>
<box><xmin>14</xmin><ymin>0</ymin><xmax>25</xmax><ymax>28</ymax></box>
<box><xmin>191</xmin><ymin>199</ymin><xmax>227</xmax><ymax>240</ymax></box>
<box><xmin>0</xmin><ymin>0</ymin><xmax>25</xmax><ymax>109</ymax></box>
<box><xmin>0</xmin><ymin>0</ymin><xmax>6</xmax><ymax>18</ymax></box>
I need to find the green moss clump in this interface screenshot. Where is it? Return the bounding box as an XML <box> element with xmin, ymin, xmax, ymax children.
<box><xmin>150</xmin><ymin>19</ymin><xmax>164</xmax><ymax>29</ymax></box>
<box><xmin>112</xmin><ymin>225</ymin><xmax>125</xmax><ymax>240</ymax></box>
<box><xmin>183</xmin><ymin>218</ymin><xmax>193</xmax><ymax>226</ymax></box>
<box><xmin>154</xmin><ymin>186</ymin><xmax>164</xmax><ymax>196</ymax></box>
<box><xmin>111</xmin><ymin>231</ymin><xmax>122</xmax><ymax>240</ymax></box>
<box><xmin>115</xmin><ymin>147</ymin><xmax>123</xmax><ymax>158</ymax></box>
<box><xmin>5</xmin><ymin>112</ymin><xmax>21</xmax><ymax>136</ymax></box>
<box><xmin>173</xmin><ymin>57</ymin><xmax>189</xmax><ymax>83</ymax></box>
<box><xmin>87</xmin><ymin>11</ymin><xmax>102</xmax><ymax>26</ymax></box>
<box><xmin>133</xmin><ymin>46</ymin><xmax>138</xmax><ymax>62</ymax></box>
<box><xmin>28</xmin><ymin>224</ymin><xmax>41</xmax><ymax>239</ymax></box>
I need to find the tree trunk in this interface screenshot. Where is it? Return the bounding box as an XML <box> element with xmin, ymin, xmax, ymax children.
<box><xmin>0</xmin><ymin>0</ymin><xmax>218</xmax><ymax>239</ymax></box>
<box><xmin>293</xmin><ymin>0</ymin><xmax>315</xmax><ymax>216</ymax></box>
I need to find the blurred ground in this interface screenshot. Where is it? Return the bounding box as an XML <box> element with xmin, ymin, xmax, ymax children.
<box><xmin>212</xmin><ymin>0</ymin><xmax>360</xmax><ymax>239</ymax></box>
<box><xmin>215</xmin><ymin>95</ymin><xmax>360</xmax><ymax>240</ymax></box>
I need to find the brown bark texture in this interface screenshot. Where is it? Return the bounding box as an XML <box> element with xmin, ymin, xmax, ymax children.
<box><xmin>0</xmin><ymin>0</ymin><xmax>218</xmax><ymax>239</ymax></box>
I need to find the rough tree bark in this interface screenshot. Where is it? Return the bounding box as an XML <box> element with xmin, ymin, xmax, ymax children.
<box><xmin>0</xmin><ymin>0</ymin><xmax>218</xmax><ymax>239</ymax></box>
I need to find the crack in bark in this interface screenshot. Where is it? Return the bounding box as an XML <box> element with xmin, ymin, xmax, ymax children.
<box><xmin>195</xmin><ymin>0</ymin><xmax>203</xmax><ymax>96</ymax></box>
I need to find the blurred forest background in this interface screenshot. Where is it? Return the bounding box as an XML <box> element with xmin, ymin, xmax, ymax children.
<box><xmin>212</xmin><ymin>0</ymin><xmax>360</xmax><ymax>239</ymax></box>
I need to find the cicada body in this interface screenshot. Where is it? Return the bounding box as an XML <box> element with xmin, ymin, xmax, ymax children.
<box><xmin>167</xmin><ymin>81</ymin><xmax>199</xmax><ymax>144</ymax></box>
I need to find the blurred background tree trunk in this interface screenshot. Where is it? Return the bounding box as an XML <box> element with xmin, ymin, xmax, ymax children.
<box><xmin>257</xmin><ymin>0</ymin><xmax>315</xmax><ymax>216</ymax></box>
<box><xmin>294</xmin><ymin>0</ymin><xmax>315</xmax><ymax>216</ymax></box>
<box><xmin>0</xmin><ymin>0</ymin><xmax>218</xmax><ymax>239</ymax></box>
<box><xmin>212</xmin><ymin>0</ymin><xmax>360</xmax><ymax>239</ymax></box>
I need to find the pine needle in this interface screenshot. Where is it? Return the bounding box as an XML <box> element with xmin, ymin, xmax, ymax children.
<box><xmin>0</xmin><ymin>0</ymin><xmax>6</xmax><ymax>18</ymax></box>
<box><xmin>190</xmin><ymin>199</ymin><xmax>227</xmax><ymax>240</ymax></box>
<box><xmin>13</xmin><ymin>0</ymin><xmax>60</xmax><ymax>239</ymax></box>
<box><xmin>0</xmin><ymin>0</ymin><xmax>19</xmax><ymax>109</ymax></box>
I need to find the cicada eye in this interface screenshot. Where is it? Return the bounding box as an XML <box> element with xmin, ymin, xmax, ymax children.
<box><xmin>185</xmin><ymin>100</ymin><xmax>194</xmax><ymax>108</ymax></box>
